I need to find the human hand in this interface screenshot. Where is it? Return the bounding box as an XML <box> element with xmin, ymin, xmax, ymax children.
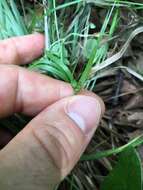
<box><xmin>0</xmin><ymin>34</ymin><xmax>104</xmax><ymax>190</ymax></box>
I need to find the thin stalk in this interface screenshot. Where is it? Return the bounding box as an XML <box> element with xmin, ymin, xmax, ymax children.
<box><xmin>43</xmin><ymin>0</ymin><xmax>50</xmax><ymax>51</ymax></box>
<box><xmin>49</xmin><ymin>0</ymin><xmax>143</xmax><ymax>13</ymax></box>
<box><xmin>81</xmin><ymin>135</ymin><xmax>143</xmax><ymax>161</ymax></box>
<box><xmin>53</xmin><ymin>0</ymin><xmax>60</xmax><ymax>41</ymax></box>
<box><xmin>20</xmin><ymin>0</ymin><xmax>27</xmax><ymax>24</ymax></box>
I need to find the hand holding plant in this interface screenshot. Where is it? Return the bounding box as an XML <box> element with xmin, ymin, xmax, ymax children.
<box><xmin>0</xmin><ymin>34</ymin><xmax>104</xmax><ymax>189</ymax></box>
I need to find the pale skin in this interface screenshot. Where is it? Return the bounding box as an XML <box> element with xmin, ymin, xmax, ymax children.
<box><xmin>0</xmin><ymin>34</ymin><xmax>105</xmax><ymax>190</ymax></box>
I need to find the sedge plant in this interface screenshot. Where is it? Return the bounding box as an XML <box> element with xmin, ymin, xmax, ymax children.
<box><xmin>1</xmin><ymin>0</ymin><xmax>143</xmax><ymax>92</ymax></box>
<box><xmin>29</xmin><ymin>0</ymin><xmax>120</xmax><ymax>92</ymax></box>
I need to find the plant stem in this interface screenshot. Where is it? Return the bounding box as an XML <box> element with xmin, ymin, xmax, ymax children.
<box><xmin>43</xmin><ymin>0</ymin><xmax>50</xmax><ymax>51</ymax></box>
<box><xmin>53</xmin><ymin>0</ymin><xmax>60</xmax><ymax>41</ymax></box>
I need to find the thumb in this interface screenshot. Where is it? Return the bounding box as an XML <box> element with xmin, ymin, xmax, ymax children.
<box><xmin>0</xmin><ymin>94</ymin><xmax>104</xmax><ymax>190</ymax></box>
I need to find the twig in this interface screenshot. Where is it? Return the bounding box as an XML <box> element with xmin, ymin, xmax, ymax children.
<box><xmin>43</xmin><ymin>0</ymin><xmax>50</xmax><ymax>51</ymax></box>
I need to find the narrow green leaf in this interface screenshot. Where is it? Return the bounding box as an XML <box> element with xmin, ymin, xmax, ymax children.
<box><xmin>81</xmin><ymin>135</ymin><xmax>143</xmax><ymax>161</ymax></box>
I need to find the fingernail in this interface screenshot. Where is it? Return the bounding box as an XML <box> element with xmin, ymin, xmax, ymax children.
<box><xmin>66</xmin><ymin>96</ymin><xmax>102</xmax><ymax>135</ymax></box>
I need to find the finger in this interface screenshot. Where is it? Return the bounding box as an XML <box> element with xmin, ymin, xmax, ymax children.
<box><xmin>0</xmin><ymin>65</ymin><xmax>73</xmax><ymax>118</ymax></box>
<box><xmin>79</xmin><ymin>90</ymin><xmax>105</xmax><ymax>115</ymax></box>
<box><xmin>0</xmin><ymin>94</ymin><xmax>104</xmax><ymax>189</ymax></box>
<box><xmin>0</xmin><ymin>34</ymin><xmax>44</xmax><ymax>65</ymax></box>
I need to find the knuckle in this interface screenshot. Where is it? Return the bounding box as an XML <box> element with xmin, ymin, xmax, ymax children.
<box><xmin>32</xmin><ymin>122</ymin><xmax>73</xmax><ymax>171</ymax></box>
<box><xmin>0</xmin><ymin>38</ymin><xmax>20</xmax><ymax>64</ymax></box>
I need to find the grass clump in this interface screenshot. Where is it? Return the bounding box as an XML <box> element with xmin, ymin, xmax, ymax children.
<box><xmin>28</xmin><ymin>0</ymin><xmax>143</xmax><ymax>92</ymax></box>
<box><xmin>1</xmin><ymin>0</ymin><xmax>143</xmax><ymax>91</ymax></box>
<box><xmin>0</xmin><ymin>0</ymin><xmax>27</xmax><ymax>39</ymax></box>
<box><xmin>29</xmin><ymin>0</ymin><xmax>120</xmax><ymax>92</ymax></box>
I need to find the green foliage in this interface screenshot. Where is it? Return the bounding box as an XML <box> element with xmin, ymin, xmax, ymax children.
<box><xmin>29</xmin><ymin>41</ymin><xmax>78</xmax><ymax>90</ymax></box>
<box><xmin>49</xmin><ymin>0</ymin><xmax>143</xmax><ymax>11</ymax></box>
<box><xmin>82</xmin><ymin>135</ymin><xmax>143</xmax><ymax>161</ymax></box>
<box><xmin>1</xmin><ymin>0</ymin><xmax>143</xmax><ymax>92</ymax></box>
<box><xmin>78</xmin><ymin>6</ymin><xmax>119</xmax><ymax>89</ymax></box>
<box><xmin>84</xmin><ymin>39</ymin><xmax>98</xmax><ymax>59</ymax></box>
<box><xmin>29</xmin><ymin>0</ymin><xmax>120</xmax><ymax>92</ymax></box>
<box><xmin>0</xmin><ymin>0</ymin><xmax>27</xmax><ymax>39</ymax></box>
<box><xmin>101</xmin><ymin>147</ymin><xmax>142</xmax><ymax>190</ymax></box>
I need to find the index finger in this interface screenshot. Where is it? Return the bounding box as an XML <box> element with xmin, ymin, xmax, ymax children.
<box><xmin>0</xmin><ymin>65</ymin><xmax>73</xmax><ymax>118</ymax></box>
<box><xmin>0</xmin><ymin>34</ymin><xmax>44</xmax><ymax>65</ymax></box>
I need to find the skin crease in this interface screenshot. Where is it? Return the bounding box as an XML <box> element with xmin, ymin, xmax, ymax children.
<box><xmin>0</xmin><ymin>34</ymin><xmax>105</xmax><ymax>190</ymax></box>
